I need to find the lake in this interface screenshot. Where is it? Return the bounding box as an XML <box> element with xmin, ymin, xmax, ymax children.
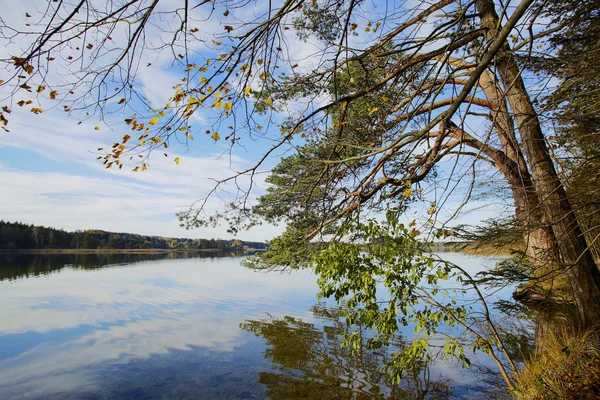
<box><xmin>0</xmin><ymin>252</ymin><xmax>513</xmax><ymax>399</ymax></box>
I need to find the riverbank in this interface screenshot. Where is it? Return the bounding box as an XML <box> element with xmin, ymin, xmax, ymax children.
<box><xmin>427</xmin><ymin>242</ymin><xmax>517</xmax><ymax>256</ymax></box>
<box><xmin>0</xmin><ymin>248</ymin><xmax>257</xmax><ymax>255</ymax></box>
<box><xmin>460</xmin><ymin>243</ymin><xmax>522</xmax><ymax>256</ymax></box>
<box><xmin>1</xmin><ymin>245</ymin><xmax>507</xmax><ymax>256</ymax></box>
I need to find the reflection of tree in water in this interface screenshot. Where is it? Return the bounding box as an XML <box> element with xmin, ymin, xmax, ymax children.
<box><xmin>0</xmin><ymin>251</ymin><xmax>234</xmax><ymax>282</ymax></box>
<box><xmin>240</xmin><ymin>304</ymin><xmax>452</xmax><ymax>399</ymax></box>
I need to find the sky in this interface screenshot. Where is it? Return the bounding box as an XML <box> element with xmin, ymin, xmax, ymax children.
<box><xmin>0</xmin><ymin>0</ymin><xmax>291</xmax><ymax>241</ymax></box>
<box><xmin>0</xmin><ymin>0</ymin><xmax>514</xmax><ymax>243</ymax></box>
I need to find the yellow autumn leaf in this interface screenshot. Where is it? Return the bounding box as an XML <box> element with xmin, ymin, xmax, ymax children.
<box><xmin>244</xmin><ymin>86</ymin><xmax>251</xmax><ymax>97</ymax></box>
<box><xmin>37</xmin><ymin>86</ymin><xmax>45</xmax><ymax>93</ymax></box>
<box><xmin>31</xmin><ymin>107</ymin><xmax>43</xmax><ymax>114</ymax></box>
<box><xmin>199</xmin><ymin>77</ymin><xmax>208</xmax><ymax>83</ymax></box>
<box><xmin>427</xmin><ymin>203</ymin><xmax>437</xmax><ymax>215</ymax></box>
<box><xmin>264</xmin><ymin>98</ymin><xmax>273</xmax><ymax>106</ymax></box>
<box><xmin>350</xmin><ymin>77</ymin><xmax>355</xmax><ymax>83</ymax></box>
<box><xmin>174</xmin><ymin>157</ymin><xmax>180</xmax><ymax>165</ymax></box>
<box><xmin>409</xmin><ymin>229</ymin><xmax>420</xmax><ymax>238</ymax></box>
<box><xmin>402</xmin><ymin>188</ymin><xmax>413</xmax><ymax>198</ymax></box>
<box><xmin>49</xmin><ymin>90</ymin><xmax>58</xmax><ymax>100</ymax></box>
<box><xmin>368</xmin><ymin>107</ymin><xmax>379</xmax><ymax>115</ymax></box>
<box><xmin>142</xmin><ymin>163</ymin><xmax>147</xmax><ymax>171</ymax></box>
<box><xmin>94</xmin><ymin>126</ymin><xmax>100</xmax><ymax>130</ymax></box>
<box><xmin>224</xmin><ymin>102</ymin><xmax>232</xmax><ymax>111</ymax></box>
<box><xmin>148</xmin><ymin>117</ymin><xmax>159</xmax><ymax>125</ymax></box>
<box><xmin>211</xmin><ymin>132</ymin><xmax>220</xmax><ymax>141</ymax></box>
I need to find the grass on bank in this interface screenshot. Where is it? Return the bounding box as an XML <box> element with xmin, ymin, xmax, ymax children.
<box><xmin>514</xmin><ymin>329</ymin><xmax>600</xmax><ymax>399</ymax></box>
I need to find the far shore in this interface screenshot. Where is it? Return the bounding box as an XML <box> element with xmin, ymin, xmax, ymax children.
<box><xmin>0</xmin><ymin>248</ymin><xmax>265</xmax><ymax>255</ymax></box>
<box><xmin>460</xmin><ymin>244</ymin><xmax>521</xmax><ymax>256</ymax></box>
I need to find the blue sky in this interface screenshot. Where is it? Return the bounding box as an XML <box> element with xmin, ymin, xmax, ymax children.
<box><xmin>0</xmin><ymin>0</ymin><xmax>514</xmax><ymax>242</ymax></box>
<box><xmin>0</xmin><ymin>0</ymin><xmax>291</xmax><ymax>241</ymax></box>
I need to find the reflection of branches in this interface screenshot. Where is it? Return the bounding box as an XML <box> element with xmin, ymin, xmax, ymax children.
<box><xmin>429</xmin><ymin>255</ymin><xmax>519</xmax><ymax>389</ymax></box>
<box><xmin>241</xmin><ymin>303</ymin><xmax>453</xmax><ymax>399</ymax></box>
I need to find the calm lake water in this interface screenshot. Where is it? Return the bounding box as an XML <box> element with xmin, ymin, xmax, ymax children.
<box><xmin>0</xmin><ymin>252</ymin><xmax>512</xmax><ymax>399</ymax></box>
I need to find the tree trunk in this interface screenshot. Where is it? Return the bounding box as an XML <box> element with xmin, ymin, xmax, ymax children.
<box><xmin>476</xmin><ymin>0</ymin><xmax>600</xmax><ymax>329</ymax></box>
<box><xmin>478</xmin><ymin>68</ymin><xmax>558</xmax><ymax>270</ymax></box>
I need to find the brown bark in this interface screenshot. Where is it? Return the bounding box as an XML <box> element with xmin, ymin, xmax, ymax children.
<box><xmin>475</xmin><ymin>69</ymin><xmax>557</xmax><ymax>268</ymax></box>
<box><xmin>445</xmin><ymin>58</ymin><xmax>557</xmax><ymax>269</ymax></box>
<box><xmin>476</xmin><ymin>0</ymin><xmax>600</xmax><ymax>329</ymax></box>
<box><xmin>448</xmin><ymin>124</ymin><xmax>557</xmax><ymax>269</ymax></box>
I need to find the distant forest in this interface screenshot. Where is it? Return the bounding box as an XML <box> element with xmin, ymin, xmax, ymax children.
<box><xmin>0</xmin><ymin>221</ymin><xmax>267</xmax><ymax>251</ymax></box>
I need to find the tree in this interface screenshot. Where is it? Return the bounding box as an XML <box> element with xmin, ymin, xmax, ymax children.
<box><xmin>534</xmin><ymin>0</ymin><xmax>600</xmax><ymax>263</ymax></box>
<box><xmin>82</xmin><ymin>231</ymin><xmax>100</xmax><ymax>249</ymax></box>
<box><xmin>2</xmin><ymin>0</ymin><xmax>600</xmax><ymax>390</ymax></box>
<box><xmin>106</xmin><ymin>236</ymin><xmax>122</xmax><ymax>249</ymax></box>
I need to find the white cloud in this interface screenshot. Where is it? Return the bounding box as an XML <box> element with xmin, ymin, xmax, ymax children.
<box><xmin>0</xmin><ymin>258</ymin><xmax>320</xmax><ymax>397</ymax></box>
<box><xmin>0</xmin><ymin>0</ymin><xmax>284</xmax><ymax>241</ymax></box>
<box><xmin>0</xmin><ymin>163</ymin><xmax>281</xmax><ymax>240</ymax></box>
<box><xmin>0</xmin><ymin>100</ymin><xmax>280</xmax><ymax>240</ymax></box>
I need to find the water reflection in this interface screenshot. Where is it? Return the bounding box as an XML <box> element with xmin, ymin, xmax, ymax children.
<box><xmin>0</xmin><ymin>253</ymin><xmax>322</xmax><ymax>399</ymax></box>
<box><xmin>0</xmin><ymin>251</ymin><xmax>238</xmax><ymax>282</ymax></box>
<box><xmin>241</xmin><ymin>304</ymin><xmax>453</xmax><ymax>399</ymax></box>
<box><xmin>0</xmin><ymin>252</ymin><xmax>507</xmax><ymax>399</ymax></box>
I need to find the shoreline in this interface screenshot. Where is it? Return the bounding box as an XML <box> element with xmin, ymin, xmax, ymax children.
<box><xmin>460</xmin><ymin>244</ymin><xmax>521</xmax><ymax>256</ymax></box>
<box><xmin>0</xmin><ymin>248</ymin><xmax>239</xmax><ymax>255</ymax></box>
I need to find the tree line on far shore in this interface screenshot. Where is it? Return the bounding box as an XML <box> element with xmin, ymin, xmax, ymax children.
<box><xmin>0</xmin><ymin>221</ymin><xmax>267</xmax><ymax>251</ymax></box>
